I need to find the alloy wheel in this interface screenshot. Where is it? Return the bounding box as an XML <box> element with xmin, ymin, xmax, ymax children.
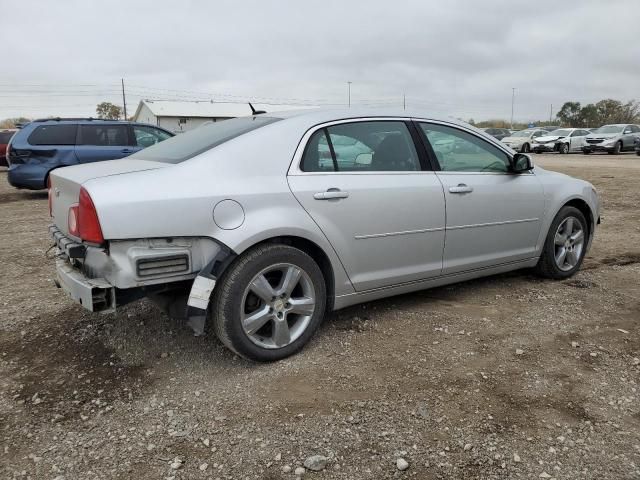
<box><xmin>553</xmin><ymin>216</ymin><xmax>585</xmax><ymax>271</ymax></box>
<box><xmin>240</xmin><ymin>263</ymin><xmax>316</xmax><ymax>349</ymax></box>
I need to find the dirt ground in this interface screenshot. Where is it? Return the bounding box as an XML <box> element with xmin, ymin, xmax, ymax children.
<box><xmin>0</xmin><ymin>153</ymin><xmax>639</xmax><ymax>480</ymax></box>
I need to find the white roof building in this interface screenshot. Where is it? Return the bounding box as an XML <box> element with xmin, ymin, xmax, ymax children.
<box><xmin>133</xmin><ymin>100</ymin><xmax>308</xmax><ymax>133</ymax></box>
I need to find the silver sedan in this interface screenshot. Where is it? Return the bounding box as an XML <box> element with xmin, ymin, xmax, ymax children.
<box><xmin>49</xmin><ymin>108</ymin><xmax>600</xmax><ymax>361</ymax></box>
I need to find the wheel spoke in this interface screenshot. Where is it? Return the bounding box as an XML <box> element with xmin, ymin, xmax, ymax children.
<box><xmin>288</xmin><ymin>297</ymin><xmax>315</xmax><ymax>316</ymax></box>
<box><xmin>555</xmin><ymin>232</ymin><xmax>567</xmax><ymax>245</ymax></box>
<box><xmin>242</xmin><ymin>306</ymin><xmax>272</xmax><ymax>335</ymax></box>
<box><xmin>273</xmin><ymin>319</ymin><xmax>291</xmax><ymax>347</ymax></box>
<box><xmin>249</xmin><ymin>274</ymin><xmax>276</xmax><ymax>303</ymax></box>
<box><xmin>566</xmin><ymin>250</ymin><xmax>578</xmax><ymax>267</ymax></box>
<box><xmin>277</xmin><ymin>266</ymin><xmax>302</xmax><ymax>297</ymax></box>
<box><xmin>555</xmin><ymin>247</ymin><xmax>567</xmax><ymax>266</ymax></box>
<box><xmin>570</xmin><ymin>229</ymin><xmax>584</xmax><ymax>244</ymax></box>
<box><xmin>564</xmin><ymin>217</ymin><xmax>574</xmax><ymax>235</ymax></box>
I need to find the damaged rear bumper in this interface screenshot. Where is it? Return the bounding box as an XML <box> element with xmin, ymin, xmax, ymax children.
<box><xmin>55</xmin><ymin>258</ymin><xmax>116</xmax><ymax>312</ymax></box>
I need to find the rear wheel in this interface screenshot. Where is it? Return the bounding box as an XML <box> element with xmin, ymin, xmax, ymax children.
<box><xmin>521</xmin><ymin>143</ymin><xmax>530</xmax><ymax>153</ymax></box>
<box><xmin>210</xmin><ymin>244</ymin><xmax>326</xmax><ymax>361</ymax></box>
<box><xmin>582</xmin><ymin>149</ymin><xmax>591</xmax><ymax>155</ymax></box>
<box><xmin>535</xmin><ymin>206</ymin><xmax>588</xmax><ymax>279</ymax></box>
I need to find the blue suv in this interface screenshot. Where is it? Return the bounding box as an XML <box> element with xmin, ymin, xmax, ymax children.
<box><xmin>7</xmin><ymin>118</ymin><xmax>173</xmax><ymax>189</ymax></box>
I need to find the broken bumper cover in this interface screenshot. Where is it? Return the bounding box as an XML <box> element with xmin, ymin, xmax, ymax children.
<box><xmin>55</xmin><ymin>258</ymin><xmax>116</xmax><ymax>313</ymax></box>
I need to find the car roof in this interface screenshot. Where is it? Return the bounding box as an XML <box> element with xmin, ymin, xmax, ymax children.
<box><xmin>22</xmin><ymin>119</ymin><xmax>172</xmax><ymax>133</ymax></box>
<box><xmin>265</xmin><ymin>107</ymin><xmax>473</xmax><ymax>129</ymax></box>
<box><xmin>32</xmin><ymin>117</ymin><xmax>133</xmax><ymax>124</ymax></box>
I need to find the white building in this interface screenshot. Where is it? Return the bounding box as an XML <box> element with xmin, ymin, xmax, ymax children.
<box><xmin>133</xmin><ymin>100</ymin><xmax>306</xmax><ymax>133</ymax></box>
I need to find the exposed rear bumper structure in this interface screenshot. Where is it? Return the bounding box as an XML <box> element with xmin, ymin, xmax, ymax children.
<box><xmin>55</xmin><ymin>258</ymin><xmax>116</xmax><ymax>312</ymax></box>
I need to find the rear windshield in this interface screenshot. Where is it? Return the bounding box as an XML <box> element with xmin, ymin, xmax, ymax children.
<box><xmin>28</xmin><ymin>124</ymin><xmax>78</xmax><ymax>145</ymax></box>
<box><xmin>129</xmin><ymin>116</ymin><xmax>281</xmax><ymax>164</ymax></box>
<box><xmin>0</xmin><ymin>131</ymin><xmax>15</xmax><ymax>143</ymax></box>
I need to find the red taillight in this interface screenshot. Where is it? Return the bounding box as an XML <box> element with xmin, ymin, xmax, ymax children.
<box><xmin>67</xmin><ymin>187</ymin><xmax>104</xmax><ymax>243</ymax></box>
<box><xmin>78</xmin><ymin>187</ymin><xmax>104</xmax><ymax>244</ymax></box>
<box><xmin>47</xmin><ymin>176</ymin><xmax>53</xmax><ymax>217</ymax></box>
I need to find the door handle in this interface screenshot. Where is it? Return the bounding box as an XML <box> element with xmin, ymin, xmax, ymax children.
<box><xmin>313</xmin><ymin>189</ymin><xmax>349</xmax><ymax>200</ymax></box>
<box><xmin>448</xmin><ymin>184</ymin><xmax>473</xmax><ymax>194</ymax></box>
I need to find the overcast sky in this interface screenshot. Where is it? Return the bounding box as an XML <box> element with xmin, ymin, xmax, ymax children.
<box><xmin>2</xmin><ymin>0</ymin><xmax>639</xmax><ymax>122</ymax></box>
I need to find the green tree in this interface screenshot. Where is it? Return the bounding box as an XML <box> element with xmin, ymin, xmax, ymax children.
<box><xmin>96</xmin><ymin>102</ymin><xmax>123</xmax><ymax>120</ymax></box>
<box><xmin>579</xmin><ymin>104</ymin><xmax>599</xmax><ymax>127</ymax></box>
<box><xmin>556</xmin><ymin>102</ymin><xmax>582</xmax><ymax>127</ymax></box>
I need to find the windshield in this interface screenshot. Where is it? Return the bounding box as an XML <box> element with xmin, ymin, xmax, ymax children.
<box><xmin>129</xmin><ymin>116</ymin><xmax>280</xmax><ymax>164</ymax></box>
<box><xmin>548</xmin><ymin>129</ymin><xmax>572</xmax><ymax>137</ymax></box>
<box><xmin>512</xmin><ymin>130</ymin><xmax>533</xmax><ymax>137</ymax></box>
<box><xmin>594</xmin><ymin>125</ymin><xmax>624</xmax><ymax>134</ymax></box>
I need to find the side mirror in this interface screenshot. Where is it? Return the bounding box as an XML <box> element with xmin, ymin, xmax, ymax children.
<box><xmin>511</xmin><ymin>153</ymin><xmax>533</xmax><ymax>173</ymax></box>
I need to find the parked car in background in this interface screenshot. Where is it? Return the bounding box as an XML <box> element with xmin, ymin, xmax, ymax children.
<box><xmin>538</xmin><ymin>125</ymin><xmax>562</xmax><ymax>132</ymax></box>
<box><xmin>6</xmin><ymin>118</ymin><xmax>173</xmax><ymax>189</ymax></box>
<box><xmin>0</xmin><ymin>129</ymin><xmax>18</xmax><ymax>167</ymax></box>
<box><xmin>582</xmin><ymin>124</ymin><xmax>640</xmax><ymax>154</ymax></box>
<box><xmin>48</xmin><ymin>108</ymin><xmax>599</xmax><ymax>361</ymax></box>
<box><xmin>481</xmin><ymin>128</ymin><xmax>511</xmax><ymax>141</ymax></box>
<box><xmin>501</xmin><ymin>129</ymin><xmax>549</xmax><ymax>153</ymax></box>
<box><xmin>532</xmin><ymin>128</ymin><xmax>591</xmax><ymax>154</ymax></box>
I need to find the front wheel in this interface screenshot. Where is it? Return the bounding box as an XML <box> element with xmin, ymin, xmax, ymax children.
<box><xmin>521</xmin><ymin>143</ymin><xmax>530</xmax><ymax>153</ymax></box>
<box><xmin>559</xmin><ymin>143</ymin><xmax>569</xmax><ymax>154</ymax></box>
<box><xmin>612</xmin><ymin>141</ymin><xmax>622</xmax><ymax>155</ymax></box>
<box><xmin>534</xmin><ymin>206</ymin><xmax>588</xmax><ymax>279</ymax></box>
<box><xmin>210</xmin><ymin>244</ymin><xmax>326</xmax><ymax>361</ymax></box>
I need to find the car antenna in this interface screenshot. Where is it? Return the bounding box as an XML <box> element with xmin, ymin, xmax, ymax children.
<box><xmin>249</xmin><ymin>102</ymin><xmax>266</xmax><ymax>115</ymax></box>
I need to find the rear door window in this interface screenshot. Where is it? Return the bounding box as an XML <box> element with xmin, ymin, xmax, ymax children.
<box><xmin>28</xmin><ymin>124</ymin><xmax>78</xmax><ymax>145</ymax></box>
<box><xmin>301</xmin><ymin>121</ymin><xmax>420</xmax><ymax>172</ymax></box>
<box><xmin>79</xmin><ymin>125</ymin><xmax>129</xmax><ymax>146</ymax></box>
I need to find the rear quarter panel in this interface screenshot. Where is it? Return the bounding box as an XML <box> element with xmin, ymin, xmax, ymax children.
<box><xmin>85</xmin><ymin>119</ymin><xmax>355</xmax><ymax>297</ymax></box>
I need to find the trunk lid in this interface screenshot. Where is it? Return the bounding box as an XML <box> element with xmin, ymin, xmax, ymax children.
<box><xmin>50</xmin><ymin>159</ymin><xmax>168</xmax><ymax>236</ymax></box>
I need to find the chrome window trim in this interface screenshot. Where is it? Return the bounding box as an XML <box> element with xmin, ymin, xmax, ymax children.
<box><xmin>287</xmin><ymin>116</ymin><xmax>533</xmax><ymax>176</ymax></box>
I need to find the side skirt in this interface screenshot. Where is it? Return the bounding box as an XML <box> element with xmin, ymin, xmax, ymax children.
<box><xmin>333</xmin><ymin>257</ymin><xmax>538</xmax><ymax>310</ymax></box>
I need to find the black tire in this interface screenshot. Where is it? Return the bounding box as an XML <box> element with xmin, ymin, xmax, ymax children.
<box><xmin>582</xmin><ymin>149</ymin><xmax>591</xmax><ymax>155</ymax></box>
<box><xmin>636</xmin><ymin>150</ymin><xmax>640</xmax><ymax>156</ymax></box>
<box><xmin>559</xmin><ymin>143</ymin><xmax>569</xmax><ymax>154</ymax></box>
<box><xmin>210</xmin><ymin>243</ymin><xmax>326</xmax><ymax>361</ymax></box>
<box><xmin>521</xmin><ymin>143</ymin><xmax>530</xmax><ymax>153</ymax></box>
<box><xmin>534</xmin><ymin>206</ymin><xmax>588</xmax><ymax>279</ymax></box>
<box><xmin>612</xmin><ymin>141</ymin><xmax>622</xmax><ymax>155</ymax></box>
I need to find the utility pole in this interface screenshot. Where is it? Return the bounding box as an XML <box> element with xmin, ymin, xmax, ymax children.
<box><xmin>347</xmin><ymin>81</ymin><xmax>352</xmax><ymax>107</ymax></box>
<box><xmin>549</xmin><ymin>103</ymin><xmax>553</xmax><ymax>124</ymax></box>
<box><xmin>403</xmin><ymin>92</ymin><xmax>406</xmax><ymax>111</ymax></box>
<box><xmin>510</xmin><ymin>87</ymin><xmax>515</xmax><ymax>129</ymax></box>
<box><xmin>121</xmin><ymin>78</ymin><xmax>127</xmax><ymax>120</ymax></box>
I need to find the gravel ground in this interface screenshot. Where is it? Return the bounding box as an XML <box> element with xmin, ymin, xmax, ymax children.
<box><xmin>1</xmin><ymin>153</ymin><xmax>639</xmax><ymax>480</ymax></box>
